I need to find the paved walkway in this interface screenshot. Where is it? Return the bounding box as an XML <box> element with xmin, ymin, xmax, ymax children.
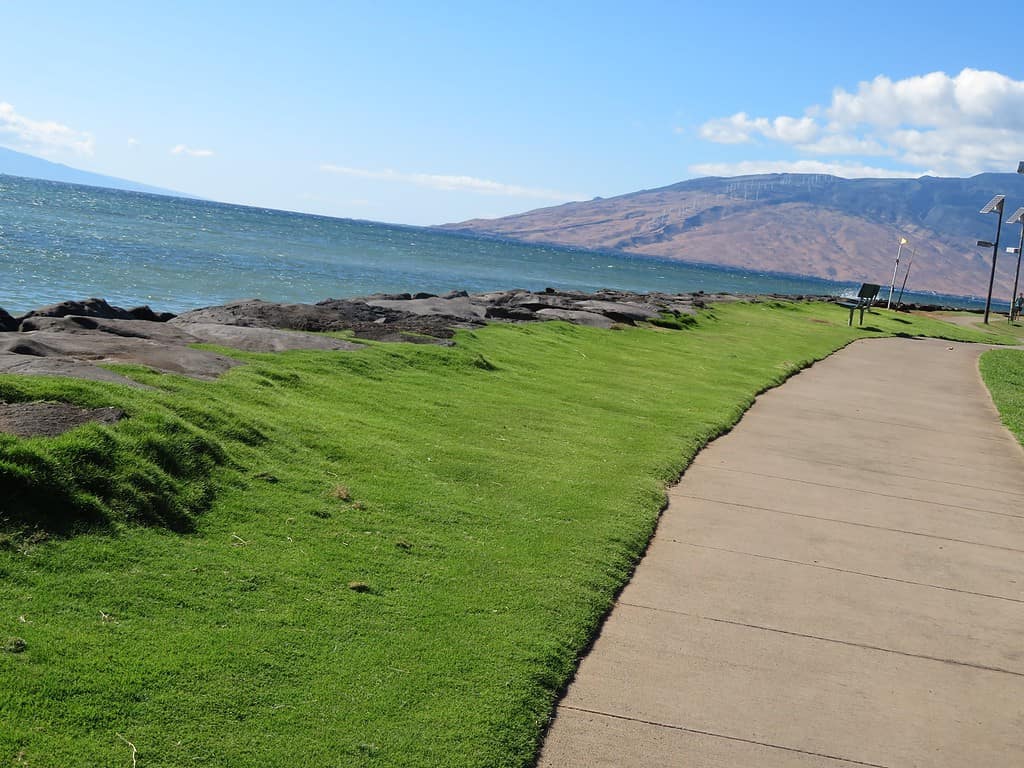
<box><xmin>539</xmin><ymin>337</ymin><xmax>1024</xmax><ymax>767</ymax></box>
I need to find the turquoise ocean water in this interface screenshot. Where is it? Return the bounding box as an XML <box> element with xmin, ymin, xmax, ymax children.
<box><xmin>0</xmin><ymin>174</ymin><xmax>986</xmax><ymax>315</ymax></box>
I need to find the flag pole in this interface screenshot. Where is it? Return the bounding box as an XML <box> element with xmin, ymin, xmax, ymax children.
<box><xmin>887</xmin><ymin>237</ymin><xmax>907</xmax><ymax>309</ymax></box>
<box><xmin>895</xmin><ymin>249</ymin><xmax>915</xmax><ymax>309</ymax></box>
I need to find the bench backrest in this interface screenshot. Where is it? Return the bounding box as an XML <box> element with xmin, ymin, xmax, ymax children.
<box><xmin>858</xmin><ymin>283</ymin><xmax>881</xmax><ymax>300</ymax></box>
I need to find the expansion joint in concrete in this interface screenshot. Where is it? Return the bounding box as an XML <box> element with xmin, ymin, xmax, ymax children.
<box><xmin>619</xmin><ymin>601</ymin><xmax>1024</xmax><ymax>678</ymax></box>
<box><xmin>672</xmin><ymin>540</ymin><xmax>1024</xmax><ymax>604</ymax></box>
<box><xmin>673</xmin><ymin>492</ymin><xmax>1024</xmax><ymax>553</ymax></box>
<box><xmin>560</xmin><ymin>705</ymin><xmax>892</xmax><ymax>768</ymax></box>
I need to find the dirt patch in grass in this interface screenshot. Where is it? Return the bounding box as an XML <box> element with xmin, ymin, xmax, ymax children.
<box><xmin>0</xmin><ymin>401</ymin><xmax>125</xmax><ymax>437</ymax></box>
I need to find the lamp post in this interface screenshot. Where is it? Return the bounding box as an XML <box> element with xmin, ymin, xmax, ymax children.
<box><xmin>886</xmin><ymin>236</ymin><xmax>908</xmax><ymax>309</ymax></box>
<box><xmin>978</xmin><ymin>194</ymin><xmax>1006</xmax><ymax>324</ymax></box>
<box><xmin>895</xmin><ymin>249</ymin><xmax>916</xmax><ymax>309</ymax></box>
<box><xmin>1013</xmin><ymin>159</ymin><xmax>1024</xmax><ymax>318</ymax></box>
<box><xmin>1005</xmin><ymin>207</ymin><xmax>1024</xmax><ymax>322</ymax></box>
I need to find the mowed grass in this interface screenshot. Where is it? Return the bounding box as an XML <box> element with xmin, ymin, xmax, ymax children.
<box><xmin>0</xmin><ymin>301</ymin><xmax>1014</xmax><ymax>767</ymax></box>
<box><xmin>980</xmin><ymin>347</ymin><xmax>1024</xmax><ymax>445</ymax></box>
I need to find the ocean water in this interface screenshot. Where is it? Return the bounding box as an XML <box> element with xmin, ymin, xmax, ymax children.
<box><xmin>0</xmin><ymin>174</ymin><xmax>986</xmax><ymax>315</ymax></box>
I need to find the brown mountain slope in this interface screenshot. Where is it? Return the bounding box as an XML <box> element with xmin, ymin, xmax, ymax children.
<box><xmin>442</xmin><ymin>174</ymin><xmax>1024</xmax><ymax>299</ymax></box>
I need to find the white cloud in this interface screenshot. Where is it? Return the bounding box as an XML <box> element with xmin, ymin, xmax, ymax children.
<box><xmin>171</xmin><ymin>144</ymin><xmax>214</xmax><ymax>158</ymax></box>
<box><xmin>128</xmin><ymin>137</ymin><xmax>141</xmax><ymax>147</ymax></box>
<box><xmin>697</xmin><ymin>68</ymin><xmax>1024</xmax><ymax>177</ymax></box>
<box><xmin>320</xmin><ymin>164</ymin><xmax>579</xmax><ymax>200</ymax></box>
<box><xmin>0</xmin><ymin>102</ymin><xmax>94</xmax><ymax>156</ymax></box>
<box><xmin>699</xmin><ymin>113</ymin><xmax>758</xmax><ymax>144</ymax></box>
<box><xmin>699</xmin><ymin>112</ymin><xmax>819</xmax><ymax>145</ymax></box>
<box><xmin>688</xmin><ymin>159</ymin><xmax>921</xmax><ymax>179</ymax></box>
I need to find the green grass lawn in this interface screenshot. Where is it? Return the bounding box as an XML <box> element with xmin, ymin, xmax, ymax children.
<box><xmin>980</xmin><ymin>347</ymin><xmax>1024</xmax><ymax>446</ymax></box>
<box><xmin>0</xmin><ymin>301</ymin><xmax>1015</xmax><ymax>767</ymax></box>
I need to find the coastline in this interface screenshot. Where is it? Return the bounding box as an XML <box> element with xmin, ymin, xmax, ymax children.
<box><xmin>0</xmin><ymin>288</ymin><xmax>984</xmax><ymax>387</ymax></box>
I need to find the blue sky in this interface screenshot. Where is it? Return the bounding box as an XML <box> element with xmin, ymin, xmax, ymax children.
<box><xmin>2</xmin><ymin>1</ymin><xmax>1022</xmax><ymax>224</ymax></box>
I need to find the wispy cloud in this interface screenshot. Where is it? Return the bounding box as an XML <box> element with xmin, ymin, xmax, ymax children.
<box><xmin>0</xmin><ymin>102</ymin><xmax>94</xmax><ymax>156</ymax></box>
<box><xmin>320</xmin><ymin>164</ymin><xmax>579</xmax><ymax>200</ymax></box>
<box><xmin>695</xmin><ymin>68</ymin><xmax>1024</xmax><ymax>177</ymax></box>
<box><xmin>171</xmin><ymin>144</ymin><xmax>215</xmax><ymax>158</ymax></box>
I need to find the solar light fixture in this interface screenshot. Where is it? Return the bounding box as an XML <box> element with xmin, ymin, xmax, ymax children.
<box><xmin>979</xmin><ymin>194</ymin><xmax>1006</xmax><ymax>324</ymax></box>
<box><xmin>1008</xmin><ymin>202</ymin><xmax>1024</xmax><ymax>322</ymax></box>
<box><xmin>980</xmin><ymin>195</ymin><xmax>1006</xmax><ymax>214</ymax></box>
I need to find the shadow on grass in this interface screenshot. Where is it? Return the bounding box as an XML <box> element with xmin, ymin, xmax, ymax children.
<box><xmin>0</xmin><ymin>417</ymin><xmax>223</xmax><ymax>538</ymax></box>
<box><xmin>1</xmin><ymin>483</ymin><xmax>112</xmax><ymax>537</ymax></box>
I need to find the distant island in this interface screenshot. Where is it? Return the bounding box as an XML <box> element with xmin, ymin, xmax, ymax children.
<box><xmin>441</xmin><ymin>172</ymin><xmax>1024</xmax><ymax>298</ymax></box>
<box><xmin>0</xmin><ymin>145</ymin><xmax>192</xmax><ymax>198</ymax></box>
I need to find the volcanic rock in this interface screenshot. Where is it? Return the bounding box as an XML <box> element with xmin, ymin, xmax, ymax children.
<box><xmin>0</xmin><ymin>330</ymin><xmax>241</xmax><ymax>380</ymax></box>
<box><xmin>534</xmin><ymin>308</ymin><xmax>615</xmax><ymax>328</ymax></box>
<box><xmin>180</xmin><ymin>323</ymin><xmax>364</xmax><ymax>353</ymax></box>
<box><xmin>19</xmin><ymin>297</ymin><xmax>165</xmax><ymax>322</ymax></box>
<box><xmin>0</xmin><ymin>401</ymin><xmax>125</xmax><ymax>438</ymax></box>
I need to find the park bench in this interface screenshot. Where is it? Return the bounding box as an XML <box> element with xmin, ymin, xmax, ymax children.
<box><xmin>837</xmin><ymin>283</ymin><xmax>881</xmax><ymax>326</ymax></box>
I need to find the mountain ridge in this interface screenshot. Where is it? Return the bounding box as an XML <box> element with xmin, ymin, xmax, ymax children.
<box><xmin>0</xmin><ymin>146</ymin><xmax>192</xmax><ymax>199</ymax></box>
<box><xmin>441</xmin><ymin>173</ymin><xmax>1024</xmax><ymax>299</ymax></box>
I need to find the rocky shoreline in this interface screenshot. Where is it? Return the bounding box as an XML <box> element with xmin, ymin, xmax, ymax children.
<box><xmin>0</xmin><ymin>288</ymin><xmax>976</xmax><ymax>438</ymax></box>
<box><xmin>0</xmin><ymin>288</ymin><xmax>970</xmax><ymax>388</ymax></box>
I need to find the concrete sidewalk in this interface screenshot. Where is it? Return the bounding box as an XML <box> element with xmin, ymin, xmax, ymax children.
<box><xmin>538</xmin><ymin>337</ymin><xmax>1024</xmax><ymax>767</ymax></box>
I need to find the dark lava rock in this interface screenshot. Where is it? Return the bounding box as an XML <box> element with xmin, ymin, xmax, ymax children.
<box><xmin>127</xmin><ymin>305</ymin><xmax>176</xmax><ymax>322</ymax></box>
<box><xmin>21</xmin><ymin>297</ymin><xmax>136</xmax><ymax>321</ymax></box>
<box><xmin>0</xmin><ymin>308</ymin><xmax>18</xmax><ymax>332</ymax></box>
<box><xmin>172</xmin><ymin>298</ymin><xmax>392</xmax><ymax>331</ymax></box>
<box><xmin>173</xmin><ymin>298</ymin><xmax>470</xmax><ymax>343</ymax></box>
<box><xmin>19</xmin><ymin>298</ymin><xmax>174</xmax><ymax>324</ymax></box>
<box><xmin>359</xmin><ymin>293</ymin><xmax>412</xmax><ymax>301</ymax></box>
<box><xmin>0</xmin><ymin>401</ymin><xmax>126</xmax><ymax>438</ymax></box>
<box><xmin>485</xmin><ymin>306</ymin><xmax>539</xmax><ymax>321</ymax></box>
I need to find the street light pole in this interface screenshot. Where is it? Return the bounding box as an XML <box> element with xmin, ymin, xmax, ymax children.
<box><xmin>886</xmin><ymin>236</ymin><xmax>907</xmax><ymax>309</ymax></box>
<box><xmin>1012</xmin><ymin>161</ymin><xmax>1024</xmax><ymax>319</ymax></box>
<box><xmin>1006</xmin><ymin>206</ymin><xmax>1024</xmax><ymax>321</ymax></box>
<box><xmin>979</xmin><ymin>195</ymin><xmax>1006</xmax><ymax>324</ymax></box>
<box><xmin>895</xmin><ymin>249</ymin><xmax>916</xmax><ymax>309</ymax></box>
